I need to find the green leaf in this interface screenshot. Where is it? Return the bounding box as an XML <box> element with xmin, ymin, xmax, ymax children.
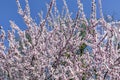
<box><xmin>60</xmin><ymin>61</ymin><xmax>67</xmax><ymax>66</ymax></box>
<box><xmin>81</xmin><ymin>23</ymin><xmax>86</xmax><ymax>30</ymax></box>
<box><xmin>69</xmin><ymin>78</ymin><xmax>74</xmax><ymax>80</ymax></box>
<box><xmin>79</xmin><ymin>23</ymin><xmax>87</xmax><ymax>40</ymax></box>
<box><xmin>76</xmin><ymin>43</ymin><xmax>87</xmax><ymax>56</ymax></box>
<box><xmin>64</xmin><ymin>52</ymin><xmax>70</xmax><ymax>58</ymax></box>
<box><xmin>79</xmin><ymin>43</ymin><xmax>87</xmax><ymax>50</ymax></box>
<box><xmin>82</xmin><ymin>76</ymin><xmax>86</xmax><ymax>80</ymax></box>
<box><xmin>80</xmin><ymin>31</ymin><xmax>86</xmax><ymax>40</ymax></box>
<box><xmin>81</xmin><ymin>58</ymin><xmax>87</xmax><ymax>68</ymax></box>
<box><xmin>82</xmin><ymin>73</ymin><xmax>86</xmax><ymax>80</ymax></box>
<box><xmin>25</xmin><ymin>33</ymin><xmax>32</xmax><ymax>44</ymax></box>
<box><xmin>18</xmin><ymin>40</ymin><xmax>23</xmax><ymax>51</ymax></box>
<box><xmin>90</xmin><ymin>29</ymin><xmax>95</xmax><ymax>35</ymax></box>
<box><xmin>93</xmin><ymin>68</ymin><xmax>98</xmax><ymax>79</ymax></box>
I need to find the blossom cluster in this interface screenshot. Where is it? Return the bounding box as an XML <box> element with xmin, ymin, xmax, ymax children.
<box><xmin>0</xmin><ymin>0</ymin><xmax>120</xmax><ymax>80</ymax></box>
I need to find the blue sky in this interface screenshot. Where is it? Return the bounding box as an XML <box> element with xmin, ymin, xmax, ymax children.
<box><xmin>0</xmin><ymin>0</ymin><xmax>120</xmax><ymax>31</ymax></box>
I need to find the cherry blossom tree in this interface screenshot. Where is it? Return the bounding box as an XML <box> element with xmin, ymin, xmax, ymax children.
<box><xmin>0</xmin><ymin>0</ymin><xmax>120</xmax><ymax>80</ymax></box>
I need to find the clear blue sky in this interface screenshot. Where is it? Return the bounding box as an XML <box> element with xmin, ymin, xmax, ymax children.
<box><xmin>0</xmin><ymin>0</ymin><xmax>120</xmax><ymax>31</ymax></box>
